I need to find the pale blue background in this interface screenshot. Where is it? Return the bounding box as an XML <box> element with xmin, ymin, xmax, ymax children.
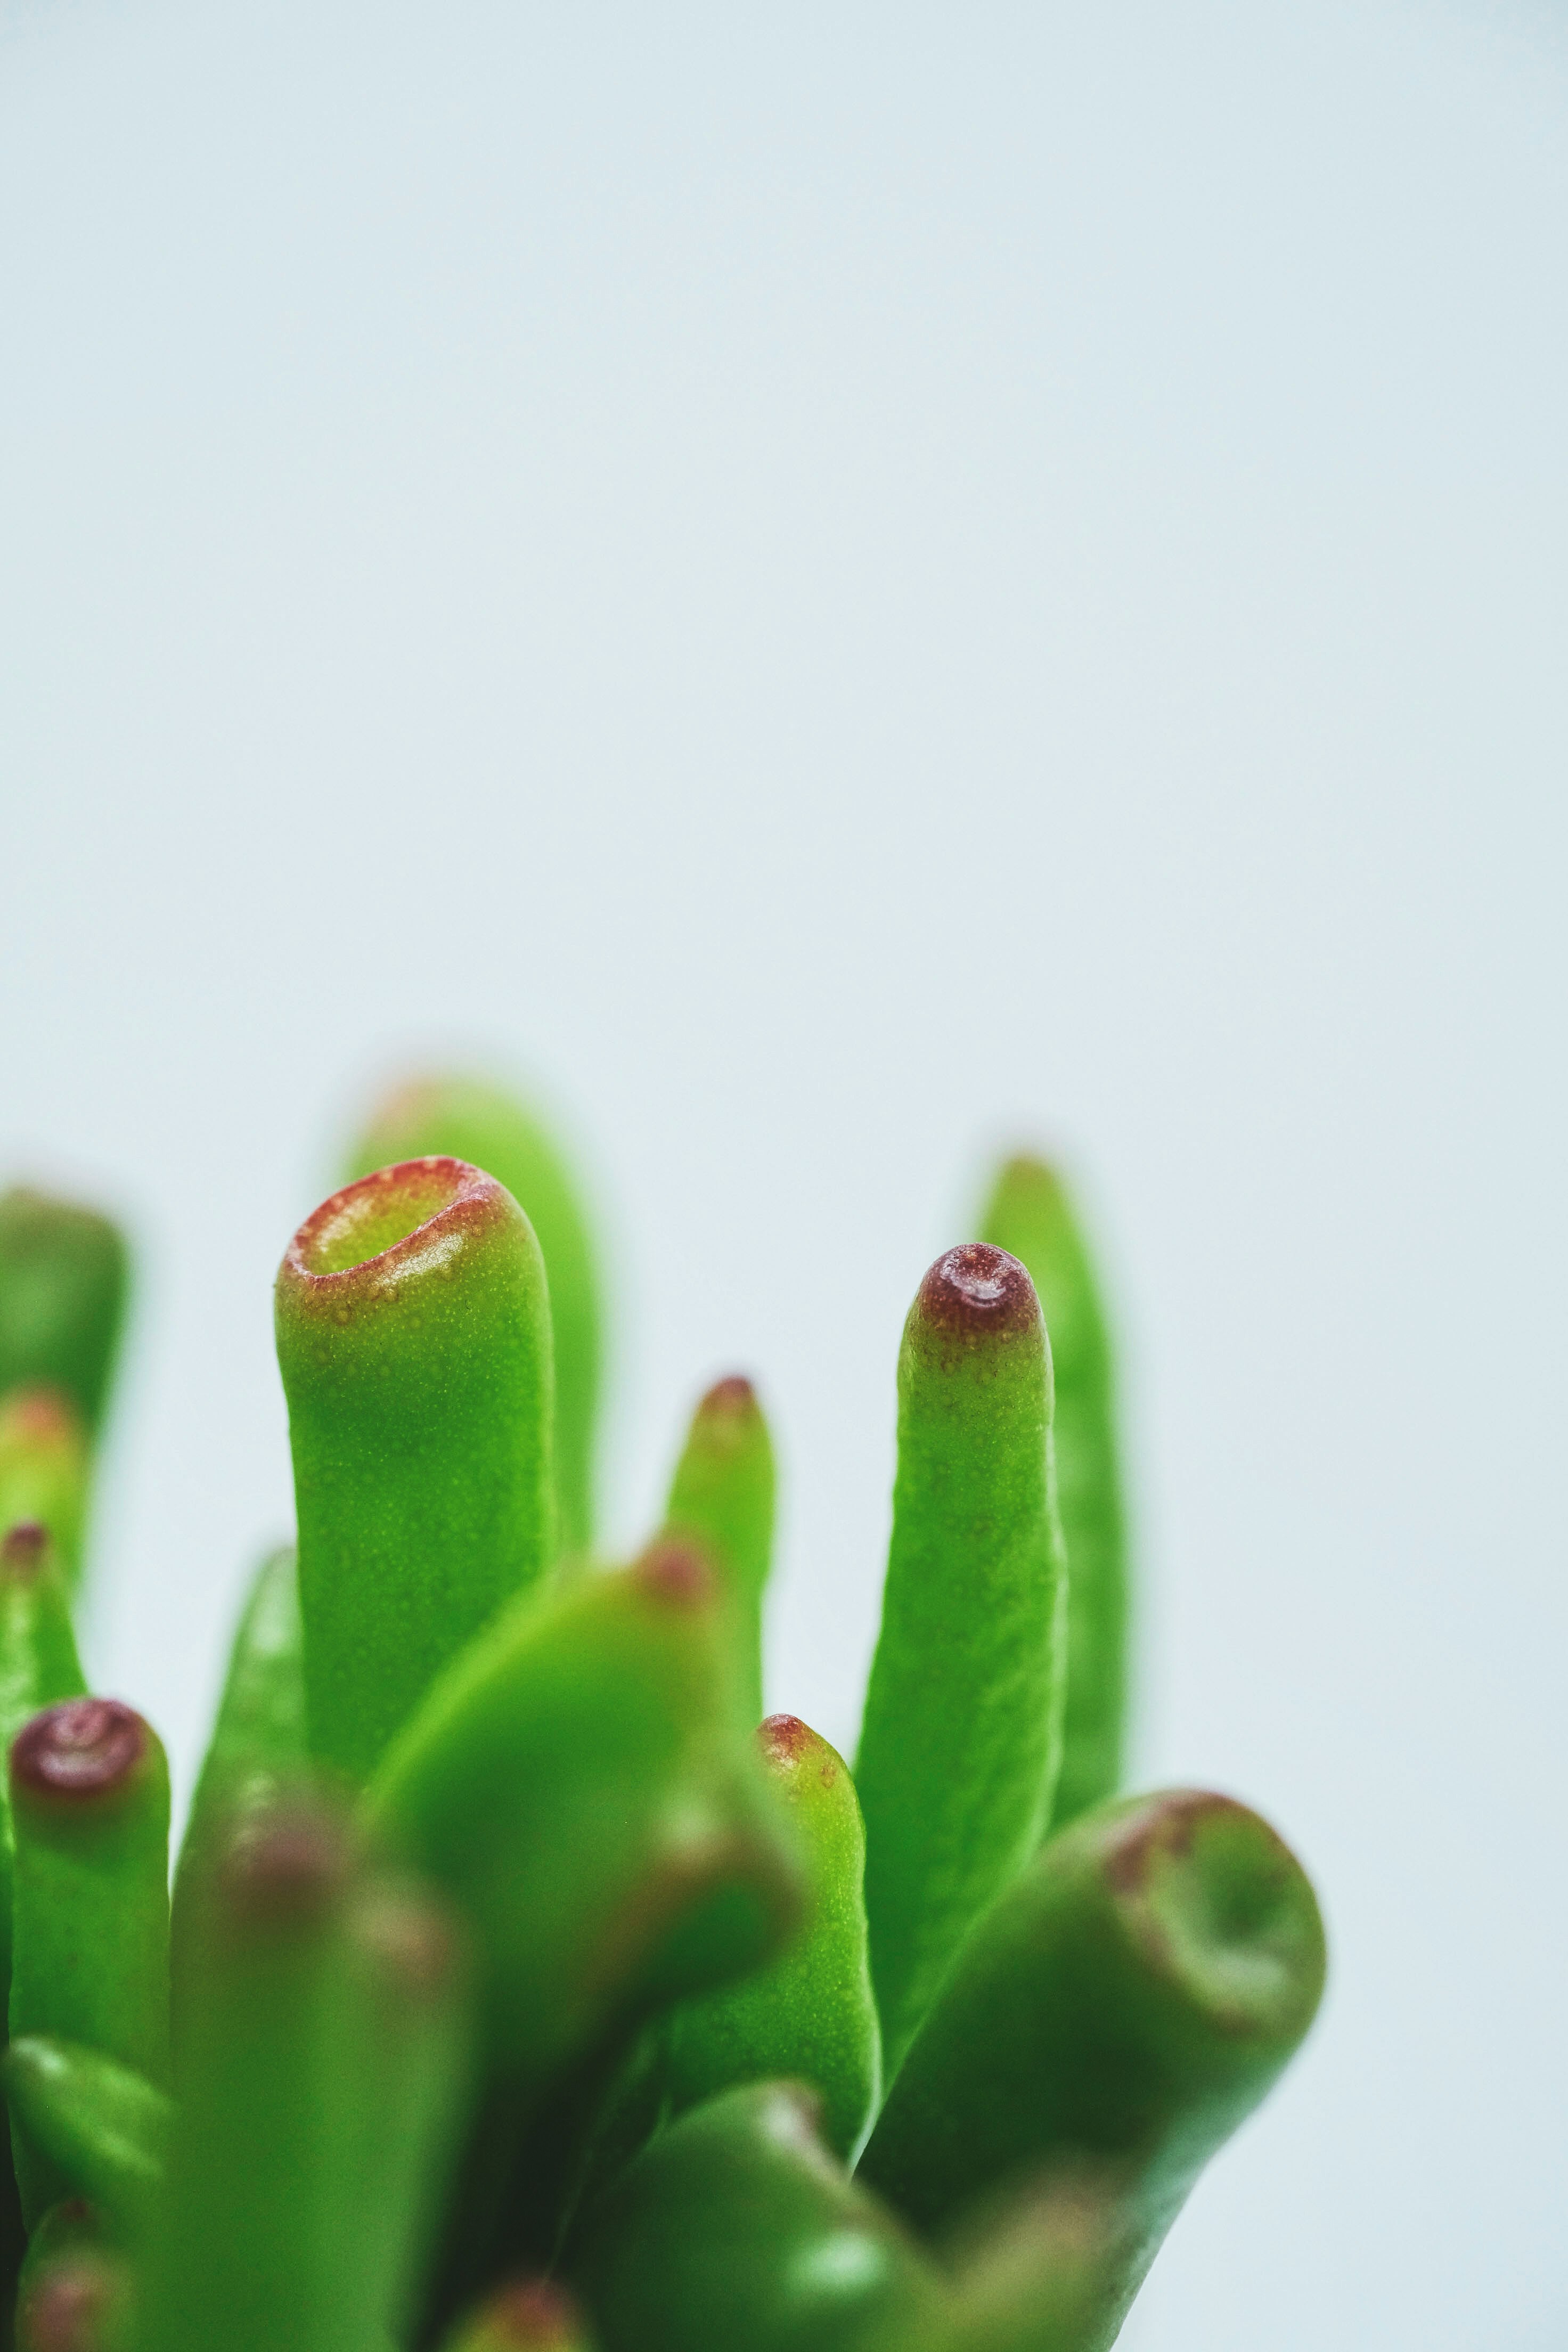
<box><xmin>3</xmin><ymin>3</ymin><xmax>1565</xmax><ymax>2343</ymax></box>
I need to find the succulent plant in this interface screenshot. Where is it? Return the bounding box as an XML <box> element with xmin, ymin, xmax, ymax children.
<box><xmin>0</xmin><ymin>1075</ymin><xmax>1326</xmax><ymax>2352</ymax></box>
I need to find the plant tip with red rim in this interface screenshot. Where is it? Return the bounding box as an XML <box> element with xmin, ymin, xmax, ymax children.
<box><xmin>282</xmin><ymin>1157</ymin><xmax>510</xmax><ymax>1296</ymax></box>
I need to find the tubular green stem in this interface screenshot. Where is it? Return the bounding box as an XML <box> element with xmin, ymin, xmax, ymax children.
<box><xmin>979</xmin><ymin>1156</ymin><xmax>1128</xmax><ymax>1832</ymax></box>
<box><xmin>0</xmin><ymin>1190</ymin><xmax>128</xmax><ymax>1442</ymax></box>
<box><xmin>661</xmin><ymin>1714</ymin><xmax>880</xmax><ymax>2161</ymax></box>
<box><xmin>855</xmin><ymin>1244</ymin><xmax>1066</xmax><ymax>2078</ymax></box>
<box><xmin>0</xmin><ymin>1392</ymin><xmax>90</xmax><ymax>1596</ymax></box>
<box><xmin>346</xmin><ymin>1075</ymin><xmax>603</xmax><ymax>1564</ymax></box>
<box><xmin>664</xmin><ymin>1375</ymin><xmax>775</xmax><ymax>1726</ymax></box>
<box><xmin>857</xmin><ymin>1789</ymin><xmax>1327</xmax><ymax>2350</ymax></box>
<box><xmin>440</xmin><ymin>2279</ymin><xmax>596</xmax><ymax>2351</ymax></box>
<box><xmin>142</xmin><ymin>1799</ymin><xmax>369</xmax><ymax>2352</ymax></box>
<box><xmin>1</xmin><ymin>2040</ymin><xmax>169</xmax><ymax>2243</ymax></box>
<box><xmin>8</xmin><ymin>1701</ymin><xmax>170</xmax><ymax>2224</ymax></box>
<box><xmin>276</xmin><ymin>1157</ymin><xmax>556</xmax><ymax>1787</ymax></box>
<box><xmin>571</xmin><ymin>2081</ymin><xmax>946</xmax><ymax>2352</ymax></box>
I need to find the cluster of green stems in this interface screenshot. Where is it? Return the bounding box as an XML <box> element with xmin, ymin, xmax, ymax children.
<box><xmin>0</xmin><ymin>1077</ymin><xmax>1325</xmax><ymax>2352</ymax></box>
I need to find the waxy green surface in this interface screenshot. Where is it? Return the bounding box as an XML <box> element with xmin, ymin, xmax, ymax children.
<box><xmin>0</xmin><ymin>1191</ymin><xmax>128</xmax><ymax>1441</ymax></box>
<box><xmin>347</xmin><ymin>1076</ymin><xmax>603</xmax><ymax>1564</ymax></box>
<box><xmin>8</xmin><ymin>1701</ymin><xmax>170</xmax><ymax>2225</ymax></box>
<box><xmin>662</xmin><ymin>1714</ymin><xmax>879</xmax><ymax>2161</ymax></box>
<box><xmin>366</xmin><ymin>1541</ymin><xmax>804</xmax><ymax>2091</ymax></box>
<box><xmin>0</xmin><ymin>1394</ymin><xmax>89</xmax><ymax>1597</ymax></box>
<box><xmin>855</xmin><ymin>1244</ymin><xmax>1066</xmax><ymax>2077</ymax></box>
<box><xmin>980</xmin><ymin>1157</ymin><xmax>1127</xmax><ymax>1832</ymax></box>
<box><xmin>277</xmin><ymin>1158</ymin><xmax>556</xmax><ymax>1786</ymax></box>
<box><xmin>664</xmin><ymin>1377</ymin><xmax>775</xmax><ymax>1726</ymax></box>
<box><xmin>2</xmin><ymin>2039</ymin><xmax>169</xmax><ymax>2243</ymax></box>
<box><xmin>573</xmin><ymin>2080</ymin><xmax>944</xmax><ymax>2352</ymax></box>
<box><xmin>859</xmin><ymin>1788</ymin><xmax>1327</xmax><ymax>2349</ymax></box>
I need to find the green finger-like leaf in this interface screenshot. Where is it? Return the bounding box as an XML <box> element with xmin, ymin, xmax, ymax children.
<box><xmin>0</xmin><ymin>1191</ymin><xmax>128</xmax><ymax>1442</ymax></box>
<box><xmin>440</xmin><ymin>2279</ymin><xmax>597</xmax><ymax>2351</ymax></box>
<box><xmin>855</xmin><ymin>1245</ymin><xmax>1066</xmax><ymax>2077</ymax></box>
<box><xmin>365</xmin><ymin>1540</ymin><xmax>804</xmax><ymax>2095</ymax></box>
<box><xmin>8</xmin><ymin>1701</ymin><xmax>170</xmax><ymax>2224</ymax></box>
<box><xmin>661</xmin><ymin>1714</ymin><xmax>880</xmax><ymax>2160</ymax></box>
<box><xmin>858</xmin><ymin>1790</ymin><xmax>1327</xmax><ymax>2349</ymax></box>
<box><xmin>276</xmin><ymin>1158</ymin><xmax>556</xmax><ymax>1786</ymax></box>
<box><xmin>571</xmin><ymin>2081</ymin><xmax>945</xmax><ymax>2352</ymax></box>
<box><xmin>1</xmin><ymin>2039</ymin><xmax>168</xmax><ymax>2242</ymax></box>
<box><xmin>0</xmin><ymin>1392</ymin><xmax>90</xmax><ymax>1596</ymax></box>
<box><xmin>979</xmin><ymin>1157</ymin><xmax>1128</xmax><ymax>1832</ymax></box>
<box><xmin>664</xmin><ymin>1376</ymin><xmax>775</xmax><ymax>1725</ymax></box>
<box><xmin>141</xmin><ymin>1798</ymin><xmax>369</xmax><ymax>2352</ymax></box>
<box><xmin>366</xmin><ymin>1539</ymin><xmax>805</xmax><ymax>2323</ymax></box>
<box><xmin>347</xmin><ymin>1075</ymin><xmax>603</xmax><ymax>1563</ymax></box>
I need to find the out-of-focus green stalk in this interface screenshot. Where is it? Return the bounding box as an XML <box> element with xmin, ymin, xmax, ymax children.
<box><xmin>858</xmin><ymin>1790</ymin><xmax>1326</xmax><ymax>2349</ymax></box>
<box><xmin>0</xmin><ymin>1526</ymin><xmax>87</xmax><ymax>1998</ymax></box>
<box><xmin>142</xmin><ymin>1799</ymin><xmax>366</xmax><ymax>2352</ymax></box>
<box><xmin>855</xmin><ymin>1245</ymin><xmax>1066</xmax><ymax>2078</ymax></box>
<box><xmin>1</xmin><ymin>2040</ymin><xmax>167</xmax><ymax>2244</ymax></box>
<box><xmin>572</xmin><ymin>2081</ymin><xmax>945</xmax><ymax>2352</ymax></box>
<box><xmin>347</xmin><ymin>1076</ymin><xmax>603</xmax><ymax>1563</ymax></box>
<box><xmin>0</xmin><ymin>1395</ymin><xmax>89</xmax><ymax>1597</ymax></box>
<box><xmin>661</xmin><ymin>1714</ymin><xmax>879</xmax><ymax>2160</ymax></box>
<box><xmin>170</xmin><ymin>1546</ymin><xmax>305</xmax><ymax>2019</ymax></box>
<box><xmin>0</xmin><ymin>1191</ymin><xmax>128</xmax><ymax>1442</ymax></box>
<box><xmin>7</xmin><ymin>1702</ymin><xmax>170</xmax><ymax>2224</ymax></box>
<box><xmin>979</xmin><ymin>1156</ymin><xmax>1127</xmax><ymax>1831</ymax></box>
<box><xmin>276</xmin><ymin>1158</ymin><xmax>555</xmax><ymax>1786</ymax></box>
<box><xmin>341</xmin><ymin>1873</ymin><xmax>473</xmax><ymax>2340</ymax></box>
<box><xmin>664</xmin><ymin>1376</ymin><xmax>774</xmax><ymax>1725</ymax></box>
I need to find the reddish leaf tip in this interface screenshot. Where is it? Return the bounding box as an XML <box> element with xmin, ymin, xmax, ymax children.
<box><xmin>634</xmin><ymin>1537</ymin><xmax>716</xmax><ymax>1609</ymax></box>
<box><xmin>915</xmin><ymin>1243</ymin><xmax>1039</xmax><ymax>1340</ymax></box>
<box><xmin>0</xmin><ymin>1522</ymin><xmax>49</xmax><ymax>1570</ymax></box>
<box><xmin>12</xmin><ymin>1700</ymin><xmax>147</xmax><ymax>1803</ymax></box>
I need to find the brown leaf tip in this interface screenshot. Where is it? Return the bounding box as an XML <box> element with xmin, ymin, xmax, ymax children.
<box><xmin>699</xmin><ymin>1374</ymin><xmax>757</xmax><ymax>1419</ymax></box>
<box><xmin>916</xmin><ymin>1244</ymin><xmax>1039</xmax><ymax>1339</ymax></box>
<box><xmin>354</xmin><ymin>1889</ymin><xmax>461</xmax><ymax>2000</ymax></box>
<box><xmin>221</xmin><ymin>1804</ymin><xmax>352</xmax><ymax>1923</ymax></box>
<box><xmin>634</xmin><ymin>1537</ymin><xmax>715</xmax><ymax>1609</ymax></box>
<box><xmin>19</xmin><ymin>2259</ymin><xmax>118</xmax><ymax>2352</ymax></box>
<box><xmin>12</xmin><ymin>1701</ymin><xmax>147</xmax><ymax>1803</ymax></box>
<box><xmin>1</xmin><ymin>1522</ymin><xmax>50</xmax><ymax>1570</ymax></box>
<box><xmin>480</xmin><ymin>2279</ymin><xmax>584</xmax><ymax>2347</ymax></box>
<box><xmin>0</xmin><ymin>1387</ymin><xmax>81</xmax><ymax>1447</ymax></box>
